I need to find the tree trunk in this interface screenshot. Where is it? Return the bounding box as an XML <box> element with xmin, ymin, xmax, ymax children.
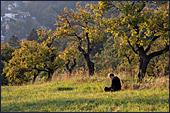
<box><xmin>88</xmin><ymin>60</ymin><xmax>94</xmax><ymax>76</ymax></box>
<box><xmin>47</xmin><ymin>70</ymin><xmax>54</xmax><ymax>82</ymax></box>
<box><xmin>84</xmin><ymin>54</ymin><xmax>94</xmax><ymax>76</ymax></box>
<box><xmin>78</xmin><ymin>45</ymin><xmax>95</xmax><ymax>76</ymax></box>
<box><xmin>65</xmin><ymin>59</ymin><xmax>76</xmax><ymax>77</ymax></box>
<box><xmin>66</xmin><ymin>69</ymin><xmax>72</xmax><ymax>78</ymax></box>
<box><xmin>32</xmin><ymin>69</ymin><xmax>41</xmax><ymax>84</ymax></box>
<box><xmin>127</xmin><ymin>29</ymin><xmax>169</xmax><ymax>82</ymax></box>
<box><xmin>32</xmin><ymin>74</ymin><xmax>38</xmax><ymax>84</ymax></box>
<box><xmin>137</xmin><ymin>57</ymin><xmax>149</xmax><ymax>81</ymax></box>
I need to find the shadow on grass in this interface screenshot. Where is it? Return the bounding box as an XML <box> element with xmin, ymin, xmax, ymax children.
<box><xmin>57</xmin><ymin>87</ymin><xmax>74</xmax><ymax>91</ymax></box>
<box><xmin>1</xmin><ymin>93</ymin><xmax>169</xmax><ymax>112</ymax></box>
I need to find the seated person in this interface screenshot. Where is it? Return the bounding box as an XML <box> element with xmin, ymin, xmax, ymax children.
<box><xmin>104</xmin><ymin>73</ymin><xmax>121</xmax><ymax>92</ymax></box>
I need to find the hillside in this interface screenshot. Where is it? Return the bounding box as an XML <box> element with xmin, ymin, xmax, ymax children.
<box><xmin>1</xmin><ymin>75</ymin><xmax>169</xmax><ymax>112</ymax></box>
<box><xmin>1</xmin><ymin>1</ymin><xmax>97</xmax><ymax>42</ymax></box>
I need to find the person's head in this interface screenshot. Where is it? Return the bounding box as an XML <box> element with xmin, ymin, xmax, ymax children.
<box><xmin>109</xmin><ymin>73</ymin><xmax>114</xmax><ymax>80</ymax></box>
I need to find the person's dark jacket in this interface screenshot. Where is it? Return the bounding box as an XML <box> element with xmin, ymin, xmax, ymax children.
<box><xmin>111</xmin><ymin>76</ymin><xmax>121</xmax><ymax>91</ymax></box>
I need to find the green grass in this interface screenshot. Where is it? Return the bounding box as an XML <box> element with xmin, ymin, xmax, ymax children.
<box><xmin>1</xmin><ymin>75</ymin><xmax>169</xmax><ymax>112</ymax></box>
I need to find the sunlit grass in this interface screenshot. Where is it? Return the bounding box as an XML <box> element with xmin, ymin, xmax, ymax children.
<box><xmin>1</xmin><ymin>75</ymin><xmax>169</xmax><ymax>112</ymax></box>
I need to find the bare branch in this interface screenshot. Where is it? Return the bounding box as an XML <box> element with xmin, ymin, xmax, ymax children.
<box><xmin>148</xmin><ymin>45</ymin><xmax>169</xmax><ymax>60</ymax></box>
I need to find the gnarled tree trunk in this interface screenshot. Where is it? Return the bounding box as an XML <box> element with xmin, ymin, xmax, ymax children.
<box><xmin>65</xmin><ymin>59</ymin><xmax>76</xmax><ymax>77</ymax></box>
<box><xmin>137</xmin><ymin>57</ymin><xmax>150</xmax><ymax>81</ymax></box>
<box><xmin>137</xmin><ymin>45</ymin><xmax>169</xmax><ymax>82</ymax></box>
<box><xmin>46</xmin><ymin>69</ymin><xmax>54</xmax><ymax>82</ymax></box>
<box><xmin>83</xmin><ymin>53</ymin><xmax>94</xmax><ymax>76</ymax></box>
<box><xmin>87</xmin><ymin>59</ymin><xmax>94</xmax><ymax>76</ymax></box>
<box><xmin>127</xmin><ymin>29</ymin><xmax>169</xmax><ymax>82</ymax></box>
<box><xmin>77</xmin><ymin>32</ymin><xmax>95</xmax><ymax>76</ymax></box>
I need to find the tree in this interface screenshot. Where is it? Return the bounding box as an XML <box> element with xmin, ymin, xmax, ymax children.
<box><xmin>37</xmin><ymin>28</ymin><xmax>65</xmax><ymax>81</ymax></box>
<box><xmin>3</xmin><ymin>16</ymin><xmax>41</xmax><ymax>43</ymax></box>
<box><xmin>3</xmin><ymin>40</ymin><xmax>44</xmax><ymax>85</ymax></box>
<box><xmin>1</xmin><ymin>41</ymin><xmax>14</xmax><ymax>85</ymax></box>
<box><xmin>97</xmin><ymin>1</ymin><xmax>169</xmax><ymax>81</ymax></box>
<box><xmin>146</xmin><ymin>42</ymin><xmax>169</xmax><ymax>77</ymax></box>
<box><xmin>8</xmin><ymin>35</ymin><xmax>20</xmax><ymax>48</ymax></box>
<box><xmin>26</xmin><ymin>28</ymin><xmax>39</xmax><ymax>41</ymax></box>
<box><xmin>1</xmin><ymin>41</ymin><xmax>15</xmax><ymax>63</ymax></box>
<box><xmin>54</xmin><ymin>2</ymin><xmax>105</xmax><ymax>76</ymax></box>
<box><xmin>65</xmin><ymin>59</ymin><xmax>76</xmax><ymax>77</ymax></box>
<box><xmin>61</xmin><ymin>41</ymin><xmax>79</xmax><ymax>77</ymax></box>
<box><xmin>3</xmin><ymin>30</ymin><xmax>64</xmax><ymax>85</ymax></box>
<box><xmin>112</xmin><ymin>33</ymin><xmax>138</xmax><ymax>76</ymax></box>
<box><xmin>96</xmin><ymin>34</ymin><xmax>138</xmax><ymax>76</ymax></box>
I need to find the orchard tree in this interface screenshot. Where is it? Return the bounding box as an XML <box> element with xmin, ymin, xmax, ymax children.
<box><xmin>1</xmin><ymin>41</ymin><xmax>15</xmax><ymax>85</ymax></box>
<box><xmin>3</xmin><ymin>40</ymin><xmax>46</xmax><ymax>84</ymax></box>
<box><xmin>1</xmin><ymin>41</ymin><xmax>15</xmax><ymax>63</ymax></box>
<box><xmin>95</xmin><ymin>34</ymin><xmax>138</xmax><ymax>76</ymax></box>
<box><xmin>97</xmin><ymin>1</ymin><xmax>169</xmax><ymax>81</ymax></box>
<box><xmin>37</xmin><ymin>28</ymin><xmax>65</xmax><ymax>81</ymax></box>
<box><xmin>3</xmin><ymin>29</ymin><xmax>64</xmax><ymax>85</ymax></box>
<box><xmin>60</xmin><ymin>41</ymin><xmax>80</xmax><ymax>77</ymax></box>
<box><xmin>65</xmin><ymin>59</ymin><xmax>76</xmax><ymax>77</ymax></box>
<box><xmin>146</xmin><ymin>40</ymin><xmax>169</xmax><ymax>77</ymax></box>
<box><xmin>54</xmin><ymin>2</ymin><xmax>105</xmax><ymax>76</ymax></box>
<box><xmin>112</xmin><ymin>34</ymin><xmax>138</xmax><ymax>76</ymax></box>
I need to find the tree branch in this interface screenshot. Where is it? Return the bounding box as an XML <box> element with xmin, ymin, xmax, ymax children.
<box><xmin>65</xmin><ymin>59</ymin><xmax>76</xmax><ymax>73</ymax></box>
<box><xmin>124</xmin><ymin>54</ymin><xmax>132</xmax><ymax>64</ymax></box>
<box><xmin>37</xmin><ymin>68</ymin><xmax>49</xmax><ymax>72</ymax></box>
<box><xmin>136</xmin><ymin>1</ymin><xmax>146</xmax><ymax>13</ymax></box>
<box><xmin>78</xmin><ymin>45</ymin><xmax>86</xmax><ymax>55</ymax></box>
<box><xmin>127</xmin><ymin>34</ymin><xmax>138</xmax><ymax>54</ymax></box>
<box><xmin>46</xmin><ymin>37</ymin><xmax>56</xmax><ymax>48</ymax></box>
<box><xmin>148</xmin><ymin>45</ymin><xmax>169</xmax><ymax>60</ymax></box>
<box><xmin>145</xmin><ymin>35</ymin><xmax>160</xmax><ymax>53</ymax></box>
<box><xmin>33</xmin><ymin>64</ymin><xmax>49</xmax><ymax>72</ymax></box>
<box><xmin>86</xmin><ymin>32</ymin><xmax>91</xmax><ymax>54</ymax></box>
<box><xmin>64</xmin><ymin>17</ymin><xmax>82</xmax><ymax>46</ymax></box>
<box><xmin>65</xmin><ymin>18</ymin><xmax>82</xmax><ymax>40</ymax></box>
<box><xmin>131</xmin><ymin>1</ymin><xmax>135</xmax><ymax>5</ymax></box>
